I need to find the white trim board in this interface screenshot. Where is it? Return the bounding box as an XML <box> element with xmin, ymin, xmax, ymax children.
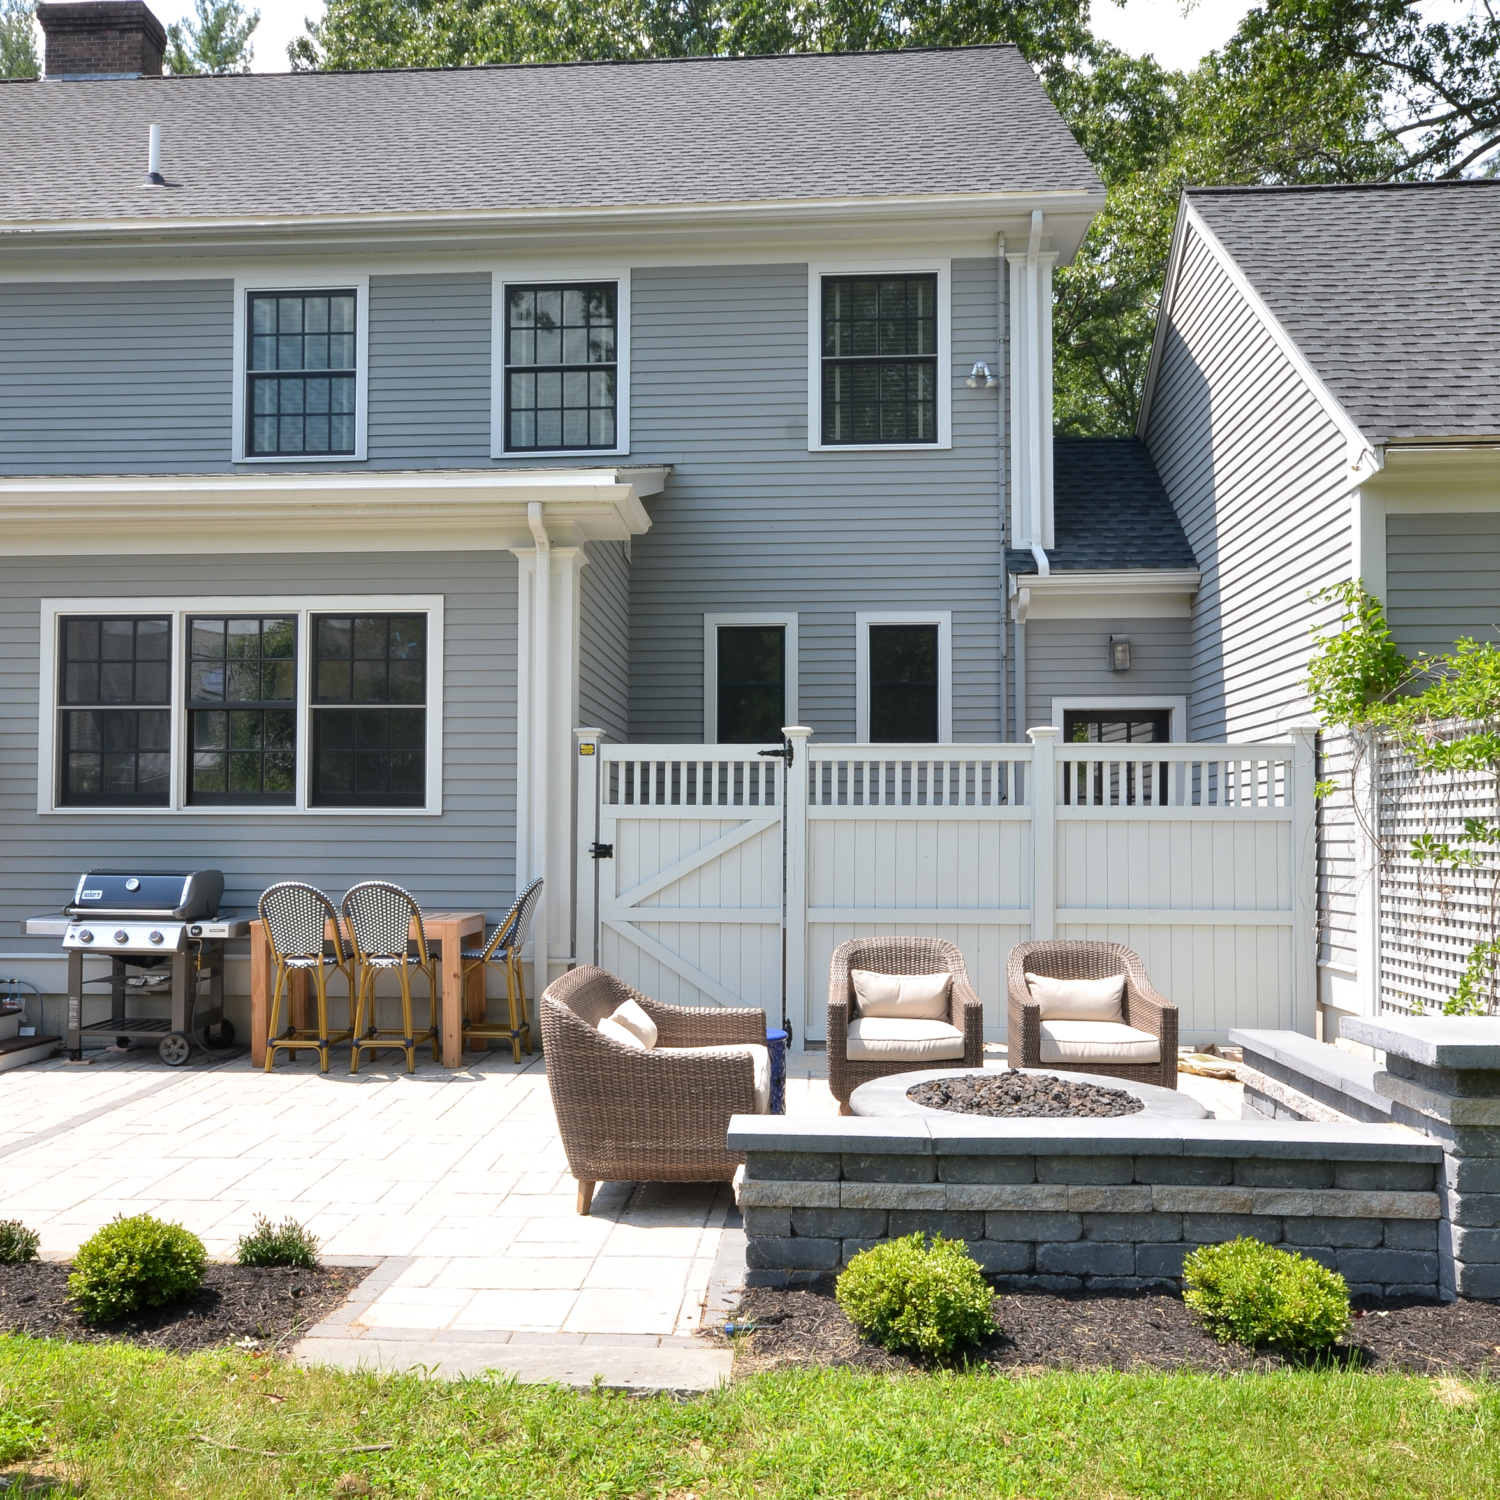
<box><xmin>231</xmin><ymin>272</ymin><xmax>371</xmax><ymax>465</ymax></box>
<box><xmin>37</xmin><ymin>594</ymin><xmax>445</xmax><ymax>817</ymax></box>
<box><xmin>855</xmin><ymin>610</ymin><xmax>952</xmax><ymax>743</ymax></box>
<box><xmin>1008</xmin><ymin>568</ymin><xmax>1200</xmax><ymax>621</ymax></box>
<box><xmin>491</xmin><ymin>267</ymin><xmax>632</xmax><ymax>459</ymax></box>
<box><xmin>807</xmin><ymin>258</ymin><xmax>952</xmax><ymax>452</ymax></box>
<box><xmin>1050</xmin><ymin>696</ymin><xmax>1189</xmax><ymax>743</ymax></box>
<box><xmin>703</xmin><ymin>612</ymin><xmax>799</xmax><ymax>743</ymax></box>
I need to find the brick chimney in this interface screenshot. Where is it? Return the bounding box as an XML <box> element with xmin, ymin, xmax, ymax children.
<box><xmin>36</xmin><ymin>1</ymin><xmax>166</xmax><ymax>78</ymax></box>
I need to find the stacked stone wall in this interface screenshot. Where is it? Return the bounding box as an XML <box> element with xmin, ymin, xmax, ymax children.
<box><xmin>732</xmin><ymin>1119</ymin><xmax>1445</xmax><ymax>1300</ymax></box>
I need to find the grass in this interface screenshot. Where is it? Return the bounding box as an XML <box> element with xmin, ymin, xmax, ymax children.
<box><xmin>0</xmin><ymin>1335</ymin><xmax>1497</xmax><ymax>1498</ymax></box>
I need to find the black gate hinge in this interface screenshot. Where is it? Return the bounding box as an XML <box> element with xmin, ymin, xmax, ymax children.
<box><xmin>757</xmin><ymin>740</ymin><xmax>794</xmax><ymax>767</ymax></box>
<box><xmin>589</xmin><ymin>842</ymin><xmax>614</xmax><ymax>860</ymax></box>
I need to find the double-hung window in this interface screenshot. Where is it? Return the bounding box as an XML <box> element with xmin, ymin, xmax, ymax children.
<box><xmin>504</xmin><ymin>284</ymin><xmax>618</xmax><ymax>451</ymax></box>
<box><xmin>46</xmin><ymin>600</ymin><xmax>440</xmax><ymax>813</ymax></box>
<box><xmin>856</xmin><ymin>612</ymin><xmax>951</xmax><ymax>744</ymax></box>
<box><xmin>58</xmin><ymin>617</ymin><xmax>171</xmax><ymax>806</ymax></box>
<box><xmin>703</xmin><ymin>614</ymin><xmax>798</xmax><ymax>745</ymax></box>
<box><xmin>821</xmin><ymin>274</ymin><xmax>938</xmax><ymax>445</ymax></box>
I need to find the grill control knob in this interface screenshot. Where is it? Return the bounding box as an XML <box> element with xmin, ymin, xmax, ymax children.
<box><xmin>114</xmin><ymin>929</ymin><xmax>129</xmax><ymax>945</ymax></box>
<box><xmin>149</xmin><ymin>930</ymin><xmax>164</xmax><ymax>945</ymax></box>
<box><xmin>78</xmin><ymin>929</ymin><xmax>94</xmax><ymax>943</ymax></box>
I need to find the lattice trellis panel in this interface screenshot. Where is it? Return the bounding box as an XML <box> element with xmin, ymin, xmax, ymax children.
<box><xmin>1377</xmin><ymin>724</ymin><xmax>1500</xmax><ymax>1016</ymax></box>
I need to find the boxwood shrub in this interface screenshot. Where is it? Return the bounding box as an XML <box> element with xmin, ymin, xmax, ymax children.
<box><xmin>67</xmin><ymin>1214</ymin><xmax>206</xmax><ymax>1322</ymax></box>
<box><xmin>836</xmin><ymin>1233</ymin><xmax>998</xmax><ymax>1356</ymax></box>
<box><xmin>1183</xmin><ymin>1237</ymin><xmax>1350</xmax><ymax>1351</ymax></box>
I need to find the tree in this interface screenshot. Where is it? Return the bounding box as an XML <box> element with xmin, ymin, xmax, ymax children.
<box><xmin>167</xmin><ymin>0</ymin><xmax>259</xmax><ymax>74</ymax></box>
<box><xmin>0</xmin><ymin>0</ymin><xmax>38</xmax><ymax>78</ymax></box>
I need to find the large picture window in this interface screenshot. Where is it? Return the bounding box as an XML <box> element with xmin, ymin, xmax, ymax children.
<box><xmin>43</xmin><ymin>599</ymin><xmax>441</xmax><ymax>814</ymax></box>
<box><xmin>821</xmin><ymin>275</ymin><xmax>938</xmax><ymax>445</ymax></box>
<box><xmin>504</xmin><ymin>284</ymin><xmax>618</xmax><ymax>451</ymax></box>
<box><xmin>58</xmin><ymin>616</ymin><xmax>171</xmax><ymax>806</ymax></box>
<box><xmin>246</xmin><ymin>290</ymin><xmax>358</xmax><ymax>457</ymax></box>
<box><xmin>311</xmin><ymin>614</ymin><xmax>427</xmax><ymax>807</ymax></box>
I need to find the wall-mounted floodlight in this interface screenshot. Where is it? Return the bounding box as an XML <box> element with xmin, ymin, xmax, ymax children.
<box><xmin>965</xmin><ymin>361</ymin><xmax>998</xmax><ymax>389</ymax></box>
<box><xmin>1108</xmin><ymin>635</ymin><xmax>1131</xmax><ymax>672</ymax></box>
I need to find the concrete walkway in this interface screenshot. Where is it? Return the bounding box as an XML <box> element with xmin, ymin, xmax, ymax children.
<box><xmin>0</xmin><ymin>1044</ymin><xmax>1238</xmax><ymax>1389</ymax></box>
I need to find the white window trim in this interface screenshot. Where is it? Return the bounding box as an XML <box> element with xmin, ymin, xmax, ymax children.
<box><xmin>38</xmin><ymin>595</ymin><xmax>444</xmax><ymax>816</ymax></box>
<box><xmin>1050</xmin><ymin>696</ymin><xmax>1189</xmax><ymax>744</ymax></box>
<box><xmin>491</xmin><ymin>268</ymin><xmax>631</xmax><ymax>460</ymax></box>
<box><xmin>808</xmin><ymin>258</ymin><xmax>952</xmax><ymax>453</ymax></box>
<box><xmin>855</xmin><ymin>610</ymin><xmax>952</xmax><ymax>744</ymax></box>
<box><xmin>703</xmin><ymin>612</ymin><xmax>798</xmax><ymax>745</ymax></box>
<box><xmin>231</xmin><ymin>273</ymin><xmax>371</xmax><ymax>464</ymax></box>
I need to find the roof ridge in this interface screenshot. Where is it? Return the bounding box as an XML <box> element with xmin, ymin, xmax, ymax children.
<box><xmin>1185</xmin><ymin>179</ymin><xmax>1500</xmax><ymax>198</ymax></box>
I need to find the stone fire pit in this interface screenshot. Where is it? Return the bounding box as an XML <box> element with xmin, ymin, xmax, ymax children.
<box><xmin>909</xmin><ymin>1071</ymin><xmax>1144</xmax><ymax>1118</ymax></box>
<box><xmin>850</xmin><ymin>1066</ymin><xmax>1208</xmax><ymax>1121</ymax></box>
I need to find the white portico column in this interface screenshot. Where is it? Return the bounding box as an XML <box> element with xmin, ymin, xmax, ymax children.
<box><xmin>513</xmin><ymin>523</ymin><xmax>588</xmax><ymax>1002</ymax></box>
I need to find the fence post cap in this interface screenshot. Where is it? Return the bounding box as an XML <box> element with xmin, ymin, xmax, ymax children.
<box><xmin>782</xmin><ymin>726</ymin><xmax>814</xmax><ymax>739</ymax></box>
<box><xmin>1027</xmin><ymin>725</ymin><xmax>1059</xmax><ymax>743</ymax></box>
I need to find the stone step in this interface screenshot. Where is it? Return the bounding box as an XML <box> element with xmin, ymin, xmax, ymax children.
<box><xmin>1229</xmin><ymin>1028</ymin><xmax>1392</xmax><ymax>1123</ymax></box>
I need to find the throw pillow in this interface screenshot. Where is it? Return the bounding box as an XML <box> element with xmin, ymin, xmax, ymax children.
<box><xmin>850</xmin><ymin>968</ymin><xmax>952</xmax><ymax>1020</ymax></box>
<box><xmin>1024</xmin><ymin>970</ymin><xmax>1126</xmax><ymax>1023</ymax></box>
<box><xmin>598</xmin><ymin>997</ymin><xmax>658</xmax><ymax>1050</ymax></box>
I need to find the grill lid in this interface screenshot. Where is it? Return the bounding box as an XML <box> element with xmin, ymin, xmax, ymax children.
<box><xmin>67</xmin><ymin>870</ymin><xmax>224</xmax><ymax>920</ymax></box>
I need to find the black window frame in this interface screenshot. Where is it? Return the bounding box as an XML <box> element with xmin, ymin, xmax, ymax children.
<box><xmin>715</xmin><ymin>625</ymin><xmax>787</xmax><ymax>744</ymax></box>
<box><xmin>867</xmin><ymin>622</ymin><xmax>941</xmax><ymax>744</ymax></box>
<box><xmin>1061</xmin><ymin>710</ymin><xmax>1172</xmax><ymax>806</ymax></box>
<box><xmin>820</xmin><ymin>273</ymin><xmax>939</xmax><ymax>446</ymax></box>
<box><xmin>56</xmin><ymin>614</ymin><xmax>173</xmax><ymax>808</ymax></box>
<box><xmin>245</xmin><ymin>288</ymin><xmax>359</xmax><ymax>458</ymax></box>
<box><xmin>503</xmin><ymin>282</ymin><xmax>620</xmax><ymax>453</ymax></box>
<box><xmin>309</xmin><ymin>613</ymin><xmax>428</xmax><ymax>809</ymax></box>
<box><xmin>185</xmin><ymin>615</ymin><xmax>298</xmax><ymax>806</ymax></box>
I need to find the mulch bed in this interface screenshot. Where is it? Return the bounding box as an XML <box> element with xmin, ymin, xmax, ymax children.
<box><xmin>0</xmin><ymin>1261</ymin><xmax>369</xmax><ymax>1356</ymax></box>
<box><xmin>708</xmin><ymin>1280</ymin><xmax>1500</xmax><ymax>1378</ymax></box>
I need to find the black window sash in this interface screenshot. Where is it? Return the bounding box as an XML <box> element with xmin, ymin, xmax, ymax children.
<box><xmin>820</xmin><ymin>274</ymin><xmax>939</xmax><ymax>446</ymax></box>
<box><xmin>245</xmin><ymin>289</ymin><xmax>358</xmax><ymax>457</ymax></box>
<box><xmin>867</xmin><ymin>623</ymin><xmax>940</xmax><ymax>744</ymax></box>
<box><xmin>504</xmin><ymin>282</ymin><xmax>619</xmax><ymax>453</ymax></box>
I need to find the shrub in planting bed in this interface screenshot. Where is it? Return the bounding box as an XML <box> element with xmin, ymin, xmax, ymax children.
<box><xmin>67</xmin><ymin>1214</ymin><xmax>207</xmax><ymax>1323</ymax></box>
<box><xmin>835</xmin><ymin>1233</ymin><xmax>998</xmax><ymax>1356</ymax></box>
<box><xmin>1183</xmin><ymin>1237</ymin><xmax>1350</xmax><ymax>1351</ymax></box>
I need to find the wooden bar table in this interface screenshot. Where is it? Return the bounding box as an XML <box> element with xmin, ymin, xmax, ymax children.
<box><xmin>250</xmin><ymin>911</ymin><xmax>486</xmax><ymax>1069</ymax></box>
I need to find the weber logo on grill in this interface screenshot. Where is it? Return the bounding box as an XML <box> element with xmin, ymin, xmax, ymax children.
<box><xmin>81</xmin><ymin>890</ymin><xmax>102</xmax><ymax>900</ymax></box>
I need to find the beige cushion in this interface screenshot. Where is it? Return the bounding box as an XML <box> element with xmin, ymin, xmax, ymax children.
<box><xmin>846</xmin><ymin>1016</ymin><xmax>965</xmax><ymax>1062</ymax></box>
<box><xmin>660</xmin><ymin>1044</ymin><xmax>771</xmax><ymax>1114</ymax></box>
<box><xmin>1038</xmin><ymin>1019</ymin><xmax>1160</xmax><ymax>1064</ymax></box>
<box><xmin>1026</xmin><ymin>970</ymin><xmax>1126</xmax><ymax>1023</ymax></box>
<box><xmin>851</xmin><ymin>968</ymin><xmax>952</xmax><ymax>1020</ymax></box>
<box><xmin>598</xmin><ymin>997</ymin><xmax>658</xmax><ymax>1051</ymax></box>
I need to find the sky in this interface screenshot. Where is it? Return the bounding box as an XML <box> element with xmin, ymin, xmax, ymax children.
<box><xmin>156</xmin><ymin>0</ymin><xmax>1260</xmax><ymax>74</ymax></box>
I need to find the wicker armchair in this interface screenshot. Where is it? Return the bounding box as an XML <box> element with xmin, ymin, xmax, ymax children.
<box><xmin>828</xmin><ymin>937</ymin><xmax>984</xmax><ymax>1113</ymax></box>
<box><xmin>541</xmin><ymin>966</ymin><xmax>768</xmax><ymax>1214</ymax></box>
<box><xmin>1006</xmin><ymin>940</ymin><xmax>1178</xmax><ymax>1090</ymax></box>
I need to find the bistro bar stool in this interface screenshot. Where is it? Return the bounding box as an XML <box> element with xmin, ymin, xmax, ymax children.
<box><xmin>259</xmin><ymin>882</ymin><xmax>355</xmax><ymax>1074</ymax></box>
<box><xmin>460</xmin><ymin>877</ymin><xmax>542</xmax><ymax>1062</ymax></box>
<box><xmin>342</xmin><ymin>881</ymin><xmax>439</xmax><ymax>1075</ymax></box>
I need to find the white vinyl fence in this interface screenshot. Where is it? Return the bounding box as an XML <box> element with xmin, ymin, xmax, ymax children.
<box><xmin>575</xmin><ymin>726</ymin><xmax>1317</xmax><ymax>1046</ymax></box>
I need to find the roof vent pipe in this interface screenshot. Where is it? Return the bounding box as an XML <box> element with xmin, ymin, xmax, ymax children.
<box><xmin>143</xmin><ymin>123</ymin><xmax>163</xmax><ymax>186</ymax></box>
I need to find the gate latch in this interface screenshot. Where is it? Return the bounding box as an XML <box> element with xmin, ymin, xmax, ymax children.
<box><xmin>589</xmin><ymin>842</ymin><xmax>614</xmax><ymax>860</ymax></box>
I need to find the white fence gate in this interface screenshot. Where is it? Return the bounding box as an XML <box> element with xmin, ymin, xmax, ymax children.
<box><xmin>576</xmin><ymin>726</ymin><xmax>1316</xmax><ymax>1045</ymax></box>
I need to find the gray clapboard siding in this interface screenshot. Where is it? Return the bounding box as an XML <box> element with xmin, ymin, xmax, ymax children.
<box><xmin>367</xmin><ymin>272</ymin><xmax>492</xmax><ymax>468</ymax></box>
<box><xmin>626</xmin><ymin>258</ymin><xmax>1004</xmax><ymax>742</ymax></box>
<box><xmin>578</xmin><ymin>540</ymin><xmax>631</xmax><ymax>742</ymax></box>
<box><xmin>0</xmin><ymin>280</ymin><xmax>233</xmax><ymax>474</ymax></box>
<box><xmin>0</xmin><ymin>550</ymin><xmax>518</xmax><ymax>947</ymax></box>
<box><xmin>1143</xmin><ymin>227</ymin><xmax>1351</xmax><ymax>742</ymax></box>
<box><xmin>1386</xmin><ymin>513</ymin><xmax>1500</xmax><ymax>657</ymax></box>
<box><xmin>1023</xmin><ymin>617</ymin><xmax>1191</xmax><ymax>733</ymax></box>
<box><xmin>1316</xmin><ymin>728</ymin><xmax>1358</xmax><ymax>972</ymax></box>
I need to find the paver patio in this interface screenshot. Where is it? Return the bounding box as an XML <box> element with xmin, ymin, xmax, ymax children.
<box><xmin>0</xmin><ymin>1044</ymin><xmax>1239</xmax><ymax>1386</ymax></box>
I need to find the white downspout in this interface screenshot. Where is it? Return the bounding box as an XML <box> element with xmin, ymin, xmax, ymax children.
<box><xmin>527</xmin><ymin>502</ymin><xmax>551</xmax><ymax>990</ymax></box>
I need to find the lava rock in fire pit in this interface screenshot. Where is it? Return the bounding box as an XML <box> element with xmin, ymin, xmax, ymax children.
<box><xmin>907</xmin><ymin>1071</ymin><xmax>1144</xmax><ymax>1118</ymax></box>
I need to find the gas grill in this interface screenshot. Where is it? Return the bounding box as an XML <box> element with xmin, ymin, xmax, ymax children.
<box><xmin>40</xmin><ymin>871</ymin><xmax>249</xmax><ymax>1065</ymax></box>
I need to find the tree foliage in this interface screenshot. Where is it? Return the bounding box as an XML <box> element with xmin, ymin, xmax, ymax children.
<box><xmin>0</xmin><ymin>0</ymin><xmax>38</xmax><ymax>78</ymax></box>
<box><xmin>167</xmin><ymin>0</ymin><xmax>259</xmax><ymax>74</ymax></box>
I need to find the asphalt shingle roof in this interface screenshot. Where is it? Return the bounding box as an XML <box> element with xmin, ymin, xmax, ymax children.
<box><xmin>1006</xmin><ymin>437</ymin><xmax>1197</xmax><ymax>574</ymax></box>
<box><xmin>1186</xmin><ymin>181</ymin><xmax>1500</xmax><ymax>444</ymax></box>
<box><xmin>0</xmin><ymin>46</ymin><xmax>1099</xmax><ymax>224</ymax></box>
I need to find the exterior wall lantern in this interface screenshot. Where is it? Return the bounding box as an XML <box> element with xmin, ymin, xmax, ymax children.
<box><xmin>1108</xmin><ymin>635</ymin><xmax>1131</xmax><ymax>672</ymax></box>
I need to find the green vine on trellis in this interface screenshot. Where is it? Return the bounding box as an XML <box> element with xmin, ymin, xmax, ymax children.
<box><xmin>1304</xmin><ymin>581</ymin><xmax>1500</xmax><ymax>1015</ymax></box>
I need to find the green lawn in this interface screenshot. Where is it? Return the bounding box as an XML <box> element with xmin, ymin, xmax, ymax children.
<box><xmin>1</xmin><ymin>1336</ymin><xmax>1497</xmax><ymax>1498</ymax></box>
